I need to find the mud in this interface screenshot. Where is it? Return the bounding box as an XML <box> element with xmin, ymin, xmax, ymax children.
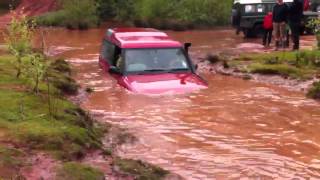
<box><xmin>20</xmin><ymin>153</ymin><xmax>59</xmax><ymax>180</ymax></box>
<box><xmin>199</xmin><ymin>59</ymin><xmax>318</xmax><ymax>93</ymax></box>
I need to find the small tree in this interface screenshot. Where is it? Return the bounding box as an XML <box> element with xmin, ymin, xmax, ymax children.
<box><xmin>25</xmin><ymin>53</ymin><xmax>48</xmax><ymax>93</ymax></box>
<box><xmin>4</xmin><ymin>12</ymin><xmax>35</xmax><ymax>78</ymax></box>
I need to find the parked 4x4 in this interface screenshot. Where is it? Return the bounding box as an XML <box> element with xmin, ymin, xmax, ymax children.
<box><xmin>232</xmin><ymin>0</ymin><xmax>320</xmax><ymax>38</ymax></box>
<box><xmin>99</xmin><ymin>28</ymin><xmax>208</xmax><ymax>94</ymax></box>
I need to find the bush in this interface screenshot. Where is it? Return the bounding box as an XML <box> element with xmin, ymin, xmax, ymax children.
<box><xmin>36</xmin><ymin>0</ymin><xmax>99</xmax><ymax>29</ymax></box>
<box><xmin>47</xmin><ymin>59</ymin><xmax>79</xmax><ymax>95</ymax></box>
<box><xmin>63</xmin><ymin>0</ymin><xmax>99</xmax><ymax>29</ymax></box>
<box><xmin>96</xmin><ymin>0</ymin><xmax>232</xmax><ymax>29</ymax></box>
<box><xmin>36</xmin><ymin>10</ymin><xmax>67</xmax><ymax>27</ymax></box>
<box><xmin>307</xmin><ymin>81</ymin><xmax>320</xmax><ymax>99</ymax></box>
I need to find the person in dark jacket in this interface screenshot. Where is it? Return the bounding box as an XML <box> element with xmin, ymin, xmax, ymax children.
<box><xmin>288</xmin><ymin>0</ymin><xmax>304</xmax><ymax>50</ymax></box>
<box><xmin>263</xmin><ymin>12</ymin><xmax>273</xmax><ymax>47</ymax></box>
<box><xmin>273</xmin><ymin>0</ymin><xmax>288</xmax><ymax>50</ymax></box>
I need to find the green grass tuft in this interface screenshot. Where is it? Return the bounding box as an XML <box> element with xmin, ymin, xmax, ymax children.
<box><xmin>248</xmin><ymin>63</ymin><xmax>311</xmax><ymax>79</ymax></box>
<box><xmin>115</xmin><ymin>158</ymin><xmax>169</xmax><ymax>180</ymax></box>
<box><xmin>56</xmin><ymin>162</ymin><xmax>104</xmax><ymax>180</ymax></box>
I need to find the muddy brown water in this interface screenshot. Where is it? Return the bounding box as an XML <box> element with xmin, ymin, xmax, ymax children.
<box><xmin>3</xmin><ymin>27</ymin><xmax>320</xmax><ymax>179</ymax></box>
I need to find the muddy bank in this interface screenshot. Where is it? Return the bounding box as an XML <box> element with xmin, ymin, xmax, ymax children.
<box><xmin>194</xmin><ymin>37</ymin><xmax>319</xmax><ymax>95</ymax></box>
<box><xmin>198</xmin><ymin>56</ymin><xmax>318</xmax><ymax>93</ymax></box>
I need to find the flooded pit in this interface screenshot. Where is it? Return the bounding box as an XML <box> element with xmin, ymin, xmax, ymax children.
<box><xmin>4</xmin><ymin>27</ymin><xmax>320</xmax><ymax>179</ymax></box>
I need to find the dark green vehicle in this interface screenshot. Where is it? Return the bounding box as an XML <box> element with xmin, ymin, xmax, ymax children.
<box><xmin>231</xmin><ymin>0</ymin><xmax>320</xmax><ymax>38</ymax></box>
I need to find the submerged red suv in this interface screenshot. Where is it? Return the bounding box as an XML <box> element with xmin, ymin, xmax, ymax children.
<box><xmin>99</xmin><ymin>28</ymin><xmax>208</xmax><ymax>94</ymax></box>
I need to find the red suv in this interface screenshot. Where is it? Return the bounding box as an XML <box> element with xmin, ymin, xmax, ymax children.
<box><xmin>99</xmin><ymin>28</ymin><xmax>208</xmax><ymax>94</ymax></box>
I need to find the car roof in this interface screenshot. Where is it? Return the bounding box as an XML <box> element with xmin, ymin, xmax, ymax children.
<box><xmin>105</xmin><ymin>28</ymin><xmax>182</xmax><ymax>49</ymax></box>
<box><xmin>234</xmin><ymin>0</ymin><xmax>293</xmax><ymax>4</ymax></box>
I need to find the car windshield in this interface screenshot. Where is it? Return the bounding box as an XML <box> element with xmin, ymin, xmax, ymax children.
<box><xmin>124</xmin><ymin>48</ymin><xmax>191</xmax><ymax>73</ymax></box>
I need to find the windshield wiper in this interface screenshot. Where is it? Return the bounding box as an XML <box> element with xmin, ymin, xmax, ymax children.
<box><xmin>168</xmin><ymin>68</ymin><xmax>190</xmax><ymax>72</ymax></box>
<box><xmin>143</xmin><ymin>69</ymin><xmax>169</xmax><ymax>72</ymax></box>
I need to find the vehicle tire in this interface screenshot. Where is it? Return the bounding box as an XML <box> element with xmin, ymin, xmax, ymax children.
<box><xmin>243</xmin><ymin>28</ymin><xmax>256</xmax><ymax>38</ymax></box>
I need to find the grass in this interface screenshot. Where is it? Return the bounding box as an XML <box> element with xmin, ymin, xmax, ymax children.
<box><xmin>0</xmin><ymin>54</ymin><xmax>103</xmax><ymax>160</ymax></box>
<box><xmin>232</xmin><ymin>50</ymin><xmax>320</xmax><ymax>80</ymax></box>
<box><xmin>115</xmin><ymin>158</ymin><xmax>169</xmax><ymax>180</ymax></box>
<box><xmin>248</xmin><ymin>63</ymin><xmax>313</xmax><ymax>79</ymax></box>
<box><xmin>56</xmin><ymin>162</ymin><xmax>104</xmax><ymax>180</ymax></box>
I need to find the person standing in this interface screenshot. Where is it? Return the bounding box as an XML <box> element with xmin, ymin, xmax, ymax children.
<box><xmin>288</xmin><ymin>0</ymin><xmax>304</xmax><ymax>50</ymax></box>
<box><xmin>262</xmin><ymin>12</ymin><xmax>273</xmax><ymax>47</ymax></box>
<box><xmin>273</xmin><ymin>0</ymin><xmax>288</xmax><ymax>50</ymax></box>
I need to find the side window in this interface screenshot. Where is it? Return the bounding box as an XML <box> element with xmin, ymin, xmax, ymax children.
<box><xmin>245</xmin><ymin>4</ymin><xmax>256</xmax><ymax>13</ymax></box>
<box><xmin>100</xmin><ymin>40</ymin><xmax>115</xmax><ymax>64</ymax></box>
<box><xmin>113</xmin><ymin>46</ymin><xmax>124</xmax><ymax>71</ymax></box>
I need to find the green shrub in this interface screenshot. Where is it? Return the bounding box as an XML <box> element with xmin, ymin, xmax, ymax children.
<box><xmin>307</xmin><ymin>81</ymin><xmax>320</xmax><ymax>99</ymax></box>
<box><xmin>47</xmin><ymin>59</ymin><xmax>79</xmax><ymax>95</ymax></box>
<box><xmin>36</xmin><ymin>10</ymin><xmax>67</xmax><ymax>27</ymax></box>
<box><xmin>63</xmin><ymin>0</ymin><xmax>99</xmax><ymax>29</ymax></box>
<box><xmin>37</xmin><ymin>0</ymin><xmax>99</xmax><ymax>29</ymax></box>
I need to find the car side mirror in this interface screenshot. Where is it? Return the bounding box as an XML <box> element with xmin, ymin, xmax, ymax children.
<box><xmin>109</xmin><ymin>66</ymin><xmax>121</xmax><ymax>74</ymax></box>
<box><xmin>184</xmin><ymin>43</ymin><xmax>192</xmax><ymax>53</ymax></box>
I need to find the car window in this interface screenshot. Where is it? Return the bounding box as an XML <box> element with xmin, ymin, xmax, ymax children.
<box><xmin>124</xmin><ymin>48</ymin><xmax>190</xmax><ymax>73</ymax></box>
<box><xmin>244</xmin><ymin>4</ymin><xmax>266</xmax><ymax>14</ymax></box>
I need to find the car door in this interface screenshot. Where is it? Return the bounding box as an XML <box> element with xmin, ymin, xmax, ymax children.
<box><xmin>99</xmin><ymin>40</ymin><xmax>115</xmax><ymax>72</ymax></box>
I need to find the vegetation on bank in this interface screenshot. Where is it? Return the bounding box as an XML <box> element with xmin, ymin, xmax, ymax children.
<box><xmin>230</xmin><ymin>50</ymin><xmax>320</xmax><ymax>80</ymax></box>
<box><xmin>222</xmin><ymin>50</ymin><xmax>320</xmax><ymax>99</ymax></box>
<box><xmin>0</xmin><ymin>53</ymin><xmax>105</xmax><ymax>177</ymax></box>
<box><xmin>35</xmin><ymin>0</ymin><xmax>233</xmax><ymax>30</ymax></box>
<box><xmin>37</xmin><ymin>0</ymin><xmax>99</xmax><ymax>30</ymax></box>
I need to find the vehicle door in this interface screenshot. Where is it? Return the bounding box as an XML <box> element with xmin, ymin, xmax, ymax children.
<box><xmin>99</xmin><ymin>39</ymin><xmax>115</xmax><ymax>71</ymax></box>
